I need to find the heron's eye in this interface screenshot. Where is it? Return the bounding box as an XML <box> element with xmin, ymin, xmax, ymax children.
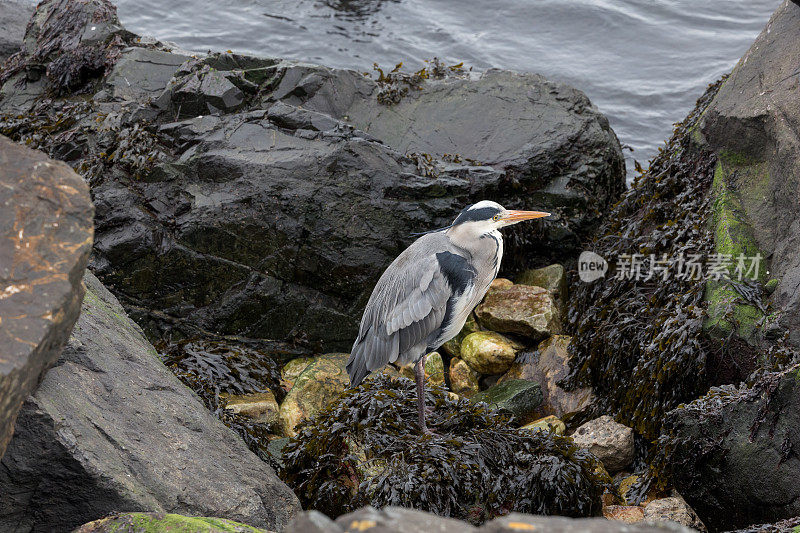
<box><xmin>492</xmin><ymin>214</ymin><xmax>501</xmax><ymax>222</ymax></box>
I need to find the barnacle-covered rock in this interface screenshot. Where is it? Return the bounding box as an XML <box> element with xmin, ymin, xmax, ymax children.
<box><xmin>572</xmin><ymin>415</ymin><xmax>634</xmax><ymax>474</ymax></box>
<box><xmin>501</xmin><ymin>335</ymin><xmax>594</xmax><ymax>420</ymax></box>
<box><xmin>281</xmin><ymin>376</ymin><xmax>604</xmax><ymax>524</ymax></box>
<box><xmin>281</xmin><ymin>356</ymin><xmax>314</xmax><ymax>391</ymax></box>
<box><xmin>278</xmin><ymin>352</ymin><xmax>349</xmax><ymax>437</ymax></box>
<box><xmin>469</xmin><ymin>379</ymin><xmax>543</xmax><ymax>425</ymax></box>
<box><xmin>476</xmin><ymin>284</ymin><xmax>562</xmax><ymax>341</ymax></box>
<box><xmin>460</xmin><ymin>331</ymin><xmax>518</xmax><ymax>375</ymax></box>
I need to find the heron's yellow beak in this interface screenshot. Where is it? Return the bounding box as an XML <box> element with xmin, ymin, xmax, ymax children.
<box><xmin>501</xmin><ymin>210</ymin><xmax>551</xmax><ymax>223</ymax></box>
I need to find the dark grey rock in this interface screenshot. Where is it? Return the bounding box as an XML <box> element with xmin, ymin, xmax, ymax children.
<box><xmin>699</xmin><ymin>0</ymin><xmax>800</xmax><ymax>346</ymax></box>
<box><xmin>287</xmin><ymin>511</ymin><xmax>344</xmax><ymax>533</ymax></box>
<box><xmin>0</xmin><ymin>136</ymin><xmax>93</xmax><ymax>460</ymax></box>
<box><xmin>0</xmin><ymin>0</ymin><xmax>33</xmax><ymax>62</ymax></box>
<box><xmin>0</xmin><ymin>0</ymin><xmax>626</xmax><ymax>350</ymax></box>
<box><xmin>659</xmin><ymin>368</ymin><xmax>800</xmax><ymax>531</ymax></box>
<box><xmin>0</xmin><ymin>272</ymin><xmax>300</xmax><ymax>533</ymax></box>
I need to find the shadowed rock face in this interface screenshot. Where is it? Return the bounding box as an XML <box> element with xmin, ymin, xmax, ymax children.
<box><xmin>0</xmin><ymin>272</ymin><xmax>301</xmax><ymax>532</ymax></box>
<box><xmin>0</xmin><ymin>0</ymin><xmax>625</xmax><ymax>350</ymax></box>
<box><xmin>0</xmin><ymin>135</ymin><xmax>93</xmax><ymax>459</ymax></box>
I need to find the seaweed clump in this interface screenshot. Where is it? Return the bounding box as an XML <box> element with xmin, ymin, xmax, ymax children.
<box><xmin>564</xmin><ymin>79</ymin><xmax>724</xmax><ymax>440</ymax></box>
<box><xmin>371</xmin><ymin>58</ymin><xmax>468</xmax><ymax>105</ymax></box>
<box><xmin>280</xmin><ymin>375</ymin><xmax>605</xmax><ymax>525</ymax></box>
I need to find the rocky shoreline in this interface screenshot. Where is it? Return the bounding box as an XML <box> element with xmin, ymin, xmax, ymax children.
<box><xmin>1</xmin><ymin>0</ymin><xmax>800</xmax><ymax>532</ymax></box>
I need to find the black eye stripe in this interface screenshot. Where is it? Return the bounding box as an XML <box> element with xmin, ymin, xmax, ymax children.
<box><xmin>453</xmin><ymin>207</ymin><xmax>502</xmax><ymax>225</ymax></box>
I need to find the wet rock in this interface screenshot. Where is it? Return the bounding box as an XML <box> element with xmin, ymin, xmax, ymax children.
<box><xmin>278</xmin><ymin>352</ymin><xmax>349</xmax><ymax>437</ymax></box>
<box><xmin>449</xmin><ymin>357</ymin><xmax>480</xmax><ymax>398</ymax></box>
<box><xmin>572</xmin><ymin>415</ymin><xmax>634</xmax><ymax>474</ymax></box>
<box><xmin>0</xmin><ymin>1</ymin><xmax>625</xmax><ymax>349</ymax></box>
<box><xmin>482</xmin><ymin>513</ymin><xmax>696</xmax><ymax>532</ymax></box>
<box><xmin>460</xmin><ymin>331</ymin><xmax>517</xmax><ymax>375</ymax></box>
<box><xmin>0</xmin><ymin>0</ymin><xmax>33</xmax><ymax>62</ymax></box>
<box><xmin>658</xmin><ymin>368</ymin><xmax>800</xmax><ymax>531</ymax></box>
<box><xmin>223</xmin><ymin>391</ymin><xmax>279</xmax><ymax>425</ymax></box>
<box><xmin>521</xmin><ymin>415</ymin><xmax>566</xmax><ymax>435</ymax></box>
<box><xmin>500</xmin><ymin>335</ymin><xmax>594</xmax><ymax>419</ymax></box>
<box><xmin>475</xmin><ymin>284</ymin><xmax>562</xmax><ymax>341</ymax></box>
<box><xmin>0</xmin><ymin>272</ymin><xmax>300</xmax><ymax>532</ymax></box>
<box><xmin>643</xmin><ymin>495</ymin><xmax>706</xmax><ymax>532</ymax></box>
<box><xmin>516</xmin><ymin>263</ymin><xmax>567</xmax><ymax>307</ymax></box>
<box><xmin>470</xmin><ymin>379</ymin><xmax>543</xmax><ymax>424</ymax></box>
<box><xmin>0</xmin><ymin>136</ymin><xmax>93</xmax><ymax>459</ymax></box>
<box><xmin>74</xmin><ymin>512</ymin><xmax>271</xmax><ymax>533</ymax></box>
<box><xmin>281</xmin><ymin>356</ymin><xmax>313</xmax><ymax>391</ymax></box>
<box><xmin>603</xmin><ymin>505</ymin><xmax>644</xmax><ymax>524</ymax></box>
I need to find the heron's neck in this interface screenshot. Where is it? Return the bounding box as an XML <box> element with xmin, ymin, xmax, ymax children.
<box><xmin>446</xmin><ymin>225</ymin><xmax>503</xmax><ymax>262</ymax></box>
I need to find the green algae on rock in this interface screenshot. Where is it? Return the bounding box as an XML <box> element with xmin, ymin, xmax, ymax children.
<box><xmin>470</xmin><ymin>379</ymin><xmax>543</xmax><ymax>425</ymax></box>
<box><xmin>460</xmin><ymin>331</ymin><xmax>518</xmax><ymax>375</ymax></box>
<box><xmin>281</xmin><ymin>375</ymin><xmax>605</xmax><ymax>524</ymax></box>
<box><xmin>73</xmin><ymin>512</ymin><xmax>271</xmax><ymax>533</ymax></box>
<box><xmin>449</xmin><ymin>357</ymin><xmax>480</xmax><ymax>398</ymax></box>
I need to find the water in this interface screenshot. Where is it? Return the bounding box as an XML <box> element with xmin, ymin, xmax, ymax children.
<box><xmin>115</xmin><ymin>0</ymin><xmax>778</xmax><ymax>178</ymax></box>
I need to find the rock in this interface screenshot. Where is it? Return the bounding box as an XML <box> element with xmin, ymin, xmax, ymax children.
<box><xmin>470</xmin><ymin>379</ymin><xmax>543</xmax><ymax>424</ymax></box>
<box><xmin>658</xmin><ymin>368</ymin><xmax>800</xmax><ymax>531</ymax></box>
<box><xmin>0</xmin><ymin>272</ymin><xmax>300</xmax><ymax>532</ymax></box>
<box><xmin>696</xmin><ymin>0</ymin><xmax>800</xmax><ymax>345</ymax></box>
<box><xmin>440</xmin><ymin>313</ymin><xmax>480</xmax><ymax>358</ymax></box>
<box><xmin>489</xmin><ymin>278</ymin><xmax>514</xmax><ymax>290</ymax></box>
<box><xmin>265</xmin><ymin>437</ymin><xmax>290</xmax><ymax>470</ymax></box>
<box><xmin>74</xmin><ymin>512</ymin><xmax>271</xmax><ymax>533</ymax></box>
<box><xmin>0</xmin><ymin>136</ymin><xmax>94</xmax><ymax>459</ymax></box>
<box><xmin>0</xmin><ymin>0</ymin><xmax>625</xmax><ymax>349</ymax></box>
<box><xmin>572</xmin><ymin>415</ymin><xmax>634</xmax><ymax>474</ymax></box>
<box><xmin>278</xmin><ymin>352</ymin><xmax>349</xmax><ymax>437</ymax></box>
<box><xmin>398</xmin><ymin>352</ymin><xmax>445</xmax><ymax>386</ymax></box>
<box><xmin>500</xmin><ymin>335</ymin><xmax>594</xmax><ymax>419</ymax></box>
<box><xmin>0</xmin><ymin>0</ymin><xmax>33</xmax><ymax>62</ymax></box>
<box><xmin>643</xmin><ymin>495</ymin><xmax>706</xmax><ymax>532</ymax></box>
<box><xmin>481</xmin><ymin>513</ymin><xmax>697</xmax><ymax>532</ymax></box>
<box><xmin>460</xmin><ymin>331</ymin><xmax>517</xmax><ymax>375</ymax></box>
<box><xmin>603</xmin><ymin>505</ymin><xmax>645</xmax><ymax>524</ymax></box>
<box><xmin>336</xmin><ymin>506</ymin><xmax>477</xmax><ymax>533</ymax></box>
<box><xmin>725</xmin><ymin>517</ymin><xmax>800</xmax><ymax>533</ymax></box>
<box><xmin>223</xmin><ymin>391</ymin><xmax>279</xmax><ymax>425</ymax></box>
<box><xmin>516</xmin><ymin>264</ymin><xmax>567</xmax><ymax>307</ymax></box>
<box><xmin>521</xmin><ymin>415</ymin><xmax>566</xmax><ymax>436</ymax></box>
<box><xmin>449</xmin><ymin>357</ymin><xmax>480</xmax><ymax>398</ymax></box>
<box><xmin>475</xmin><ymin>284</ymin><xmax>562</xmax><ymax>341</ymax></box>
<box><xmin>286</xmin><ymin>510</ymin><xmax>344</xmax><ymax>533</ymax></box>
<box><xmin>281</xmin><ymin>356</ymin><xmax>313</xmax><ymax>391</ymax></box>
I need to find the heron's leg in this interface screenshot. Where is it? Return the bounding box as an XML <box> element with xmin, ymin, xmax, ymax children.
<box><xmin>414</xmin><ymin>356</ymin><xmax>430</xmax><ymax>434</ymax></box>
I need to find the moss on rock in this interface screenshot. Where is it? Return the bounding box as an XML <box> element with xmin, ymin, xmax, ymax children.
<box><xmin>74</xmin><ymin>512</ymin><xmax>269</xmax><ymax>533</ymax></box>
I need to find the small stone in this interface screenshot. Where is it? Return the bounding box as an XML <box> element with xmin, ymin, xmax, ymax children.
<box><xmin>500</xmin><ymin>335</ymin><xmax>594</xmax><ymax>419</ymax></box>
<box><xmin>516</xmin><ymin>264</ymin><xmax>567</xmax><ymax>305</ymax></box>
<box><xmin>643</xmin><ymin>494</ymin><xmax>707</xmax><ymax>532</ymax></box>
<box><xmin>449</xmin><ymin>357</ymin><xmax>480</xmax><ymax>398</ymax></box>
<box><xmin>571</xmin><ymin>415</ymin><xmax>635</xmax><ymax>474</ymax></box>
<box><xmin>602</xmin><ymin>505</ymin><xmax>644</xmax><ymax>524</ymax></box>
<box><xmin>281</xmin><ymin>356</ymin><xmax>314</xmax><ymax>391</ymax></box>
<box><xmin>278</xmin><ymin>353</ymin><xmax>350</xmax><ymax>437</ymax></box>
<box><xmin>475</xmin><ymin>284</ymin><xmax>562</xmax><ymax>341</ymax></box>
<box><xmin>470</xmin><ymin>379</ymin><xmax>542</xmax><ymax>424</ymax></box>
<box><xmin>490</xmin><ymin>278</ymin><xmax>514</xmax><ymax>290</ymax></box>
<box><xmin>460</xmin><ymin>331</ymin><xmax>517</xmax><ymax>375</ymax></box>
<box><xmin>521</xmin><ymin>415</ymin><xmax>566</xmax><ymax>435</ymax></box>
<box><xmin>222</xmin><ymin>391</ymin><xmax>279</xmax><ymax>425</ymax></box>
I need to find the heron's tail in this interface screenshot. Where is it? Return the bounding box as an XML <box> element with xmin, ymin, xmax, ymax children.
<box><xmin>346</xmin><ymin>351</ymin><xmax>370</xmax><ymax>388</ymax></box>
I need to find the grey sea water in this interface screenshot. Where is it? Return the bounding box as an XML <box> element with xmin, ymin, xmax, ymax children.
<box><xmin>116</xmin><ymin>0</ymin><xmax>778</xmax><ymax>177</ymax></box>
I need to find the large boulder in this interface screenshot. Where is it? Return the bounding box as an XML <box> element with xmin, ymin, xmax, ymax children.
<box><xmin>0</xmin><ymin>0</ymin><xmax>625</xmax><ymax>349</ymax></box>
<box><xmin>74</xmin><ymin>513</ymin><xmax>271</xmax><ymax>533</ymax></box>
<box><xmin>0</xmin><ymin>136</ymin><xmax>93</xmax><ymax>459</ymax></box>
<box><xmin>657</xmin><ymin>367</ymin><xmax>800</xmax><ymax>531</ymax></box>
<box><xmin>0</xmin><ymin>0</ymin><xmax>33</xmax><ymax>62</ymax></box>
<box><xmin>0</xmin><ymin>272</ymin><xmax>300</xmax><ymax>532</ymax></box>
<box><xmin>475</xmin><ymin>284</ymin><xmax>562</xmax><ymax>341</ymax></box>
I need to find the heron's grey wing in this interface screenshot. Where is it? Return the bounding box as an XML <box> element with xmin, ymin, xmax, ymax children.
<box><xmin>346</xmin><ymin>251</ymin><xmax>454</xmax><ymax>386</ymax></box>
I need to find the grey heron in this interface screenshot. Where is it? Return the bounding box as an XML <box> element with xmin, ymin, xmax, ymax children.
<box><xmin>346</xmin><ymin>200</ymin><xmax>550</xmax><ymax>433</ymax></box>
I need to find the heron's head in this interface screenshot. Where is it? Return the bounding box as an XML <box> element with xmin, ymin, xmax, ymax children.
<box><xmin>447</xmin><ymin>200</ymin><xmax>550</xmax><ymax>239</ymax></box>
